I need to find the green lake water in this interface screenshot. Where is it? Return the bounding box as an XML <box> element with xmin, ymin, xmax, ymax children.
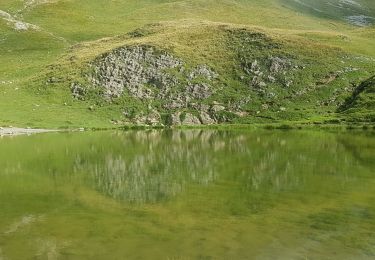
<box><xmin>0</xmin><ymin>129</ymin><xmax>374</xmax><ymax>259</ymax></box>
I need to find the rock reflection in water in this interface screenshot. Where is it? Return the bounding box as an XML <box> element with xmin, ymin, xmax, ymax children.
<box><xmin>76</xmin><ymin>130</ymin><xmax>224</xmax><ymax>203</ymax></box>
<box><xmin>69</xmin><ymin>130</ymin><xmax>372</xmax><ymax>204</ymax></box>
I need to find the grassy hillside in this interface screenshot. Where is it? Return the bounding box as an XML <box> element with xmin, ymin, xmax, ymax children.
<box><xmin>0</xmin><ymin>0</ymin><xmax>374</xmax><ymax>128</ymax></box>
<box><xmin>339</xmin><ymin>75</ymin><xmax>375</xmax><ymax>122</ymax></box>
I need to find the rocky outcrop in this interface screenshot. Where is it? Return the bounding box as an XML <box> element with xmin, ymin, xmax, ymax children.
<box><xmin>269</xmin><ymin>56</ymin><xmax>292</xmax><ymax>74</ymax></box>
<box><xmin>243</xmin><ymin>56</ymin><xmax>296</xmax><ymax>90</ymax></box>
<box><xmin>24</xmin><ymin>0</ymin><xmax>60</xmax><ymax>8</ymax></box>
<box><xmin>185</xmin><ymin>83</ymin><xmax>212</xmax><ymax>99</ymax></box>
<box><xmin>182</xmin><ymin>113</ymin><xmax>201</xmax><ymax>125</ymax></box>
<box><xmin>188</xmin><ymin>65</ymin><xmax>218</xmax><ymax>80</ymax></box>
<box><xmin>71</xmin><ymin>82</ymin><xmax>86</xmax><ymax>100</ymax></box>
<box><xmin>88</xmin><ymin>46</ymin><xmax>183</xmax><ymax>100</ymax></box>
<box><xmin>0</xmin><ymin>9</ymin><xmax>39</xmax><ymax>31</ymax></box>
<box><xmin>65</xmin><ymin>36</ymin><xmax>317</xmax><ymax>127</ymax></box>
<box><xmin>87</xmin><ymin>46</ymin><xmax>219</xmax><ymax>103</ymax></box>
<box><xmin>131</xmin><ymin>110</ymin><xmax>162</xmax><ymax>126</ymax></box>
<box><xmin>199</xmin><ymin>111</ymin><xmax>216</xmax><ymax>125</ymax></box>
<box><xmin>170</xmin><ymin>112</ymin><xmax>182</xmax><ymax>126</ymax></box>
<box><xmin>70</xmin><ymin>45</ymin><xmax>235</xmax><ymax>126</ymax></box>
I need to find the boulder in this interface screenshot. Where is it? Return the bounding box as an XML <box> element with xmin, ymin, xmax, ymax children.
<box><xmin>211</xmin><ymin>104</ymin><xmax>226</xmax><ymax>113</ymax></box>
<box><xmin>171</xmin><ymin>112</ymin><xmax>182</xmax><ymax>126</ymax></box>
<box><xmin>188</xmin><ymin>65</ymin><xmax>218</xmax><ymax>80</ymax></box>
<box><xmin>146</xmin><ymin>111</ymin><xmax>161</xmax><ymax>125</ymax></box>
<box><xmin>269</xmin><ymin>56</ymin><xmax>292</xmax><ymax>74</ymax></box>
<box><xmin>71</xmin><ymin>82</ymin><xmax>86</xmax><ymax>100</ymax></box>
<box><xmin>182</xmin><ymin>113</ymin><xmax>201</xmax><ymax>125</ymax></box>
<box><xmin>185</xmin><ymin>83</ymin><xmax>212</xmax><ymax>99</ymax></box>
<box><xmin>200</xmin><ymin>111</ymin><xmax>216</xmax><ymax>125</ymax></box>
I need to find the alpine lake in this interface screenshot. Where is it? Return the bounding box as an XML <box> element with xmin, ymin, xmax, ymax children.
<box><xmin>0</xmin><ymin>129</ymin><xmax>374</xmax><ymax>259</ymax></box>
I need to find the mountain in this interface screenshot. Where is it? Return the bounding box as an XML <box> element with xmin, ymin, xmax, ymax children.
<box><xmin>282</xmin><ymin>0</ymin><xmax>375</xmax><ymax>27</ymax></box>
<box><xmin>0</xmin><ymin>0</ymin><xmax>374</xmax><ymax>128</ymax></box>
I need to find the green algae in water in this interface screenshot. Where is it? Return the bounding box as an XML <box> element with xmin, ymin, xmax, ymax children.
<box><xmin>0</xmin><ymin>130</ymin><xmax>374</xmax><ymax>259</ymax></box>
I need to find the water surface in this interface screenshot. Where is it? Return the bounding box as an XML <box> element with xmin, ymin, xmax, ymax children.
<box><xmin>0</xmin><ymin>130</ymin><xmax>374</xmax><ymax>259</ymax></box>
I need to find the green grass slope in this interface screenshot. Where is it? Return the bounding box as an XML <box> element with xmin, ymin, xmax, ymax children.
<box><xmin>339</xmin><ymin>75</ymin><xmax>375</xmax><ymax>122</ymax></box>
<box><xmin>0</xmin><ymin>0</ymin><xmax>374</xmax><ymax>128</ymax></box>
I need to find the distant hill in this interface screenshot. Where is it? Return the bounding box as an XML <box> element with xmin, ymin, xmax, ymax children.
<box><xmin>281</xmin><ymin>0</ymin><xmax>375</xmax><ymax>26</ymax></box>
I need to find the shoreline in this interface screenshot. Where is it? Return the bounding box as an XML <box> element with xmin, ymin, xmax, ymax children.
<box><xmin>0</xmin><ymin>128</ymin><xmax>59</xmax><ymax>136</ymax></box>
<box><xmin>0</xmin><ymin>123</ymin><xmax>373</xmax><ymax>137</ymax></box>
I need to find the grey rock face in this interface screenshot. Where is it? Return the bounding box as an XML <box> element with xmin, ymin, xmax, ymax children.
<box><xmin>188</xmin><ymin>65</ymin><xmax>218</xmax><ymax>81</ymax></box>
<box><xmin>251</xmin><ymin>60</ymin><xmax>260</xmax><ymax>72</ymax></box>
<box><xmin>200</xmin><ymin>111</ymin><xmax>216</xmax><ymax>125</ymax></box>
<box><xmin>90</xmin><ymin>46</ymin><xmax>183</xmax><ymax>100</ymax></box>
<box><xmin>170</xmin><ymin>112</ymin><xmax>182</xmax><ymax>126</ymax></box>
<box><xmin>182</xmin><ymin>113</ymin><xmax>201</xmax><ymax>125</ymax></box>
<box><xmin>86</xmin><ymin>45</ymin><xmax>217</xmax><ymax>106</ymax></box>
<box><xmin>163</xmin><ymin>97</ymin><xmax>187</xmax><ymax>110</ymax></box>
<box><xmin>211</xmin><ymin>104</ymin><xmax>226</xmax><ymax>113</ymax></box>
<box><xmin>185</xmin><ymin>83</ymin><xmax>212</xmax><ymax>99</ymax></box>
<box><xmin>0</xmin><ymin>9</ymin><xmax>39</xmax><ymax>31</ymax></box>
<box><xmin>71</xmin><ymin>83</ymin><xmax>86</xmax><ymax>100</ymax></box>
<box><xmin>269</xmin><ymin>56</ymin><xmax>292</xmax><ymax>74</ymax></box>
<box><xmin>146</xmin><ymin>111</ymin><xmax>161</xmax><ymax>126</ymax></box>
<box><xmin>251</xmin><ymin>76</ymin><xmax>266</xmax><ymax>88</ymax></box>
<box><xmin>243</xmin><ymin>56</ymin><xmax>296</xmax><ymax>91</ymax></box>
<box><xmin>70</xmin><ymin>45</ymin><xmax>245</xmax><ymax>126</ymax></box>
<box><xmin>267</xmin><ymin>75</ymin><xmax>276</xmax><ymax>83</ymax></box>
<box><xmin>132</xmin><ymin>115</ymin><xmax>147</xmax><ymax>125</ymax></box>
<box><xmin>131</xmin><ymin>110</ymin><xmax>162</xmax><ymax>126</ymax></box>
